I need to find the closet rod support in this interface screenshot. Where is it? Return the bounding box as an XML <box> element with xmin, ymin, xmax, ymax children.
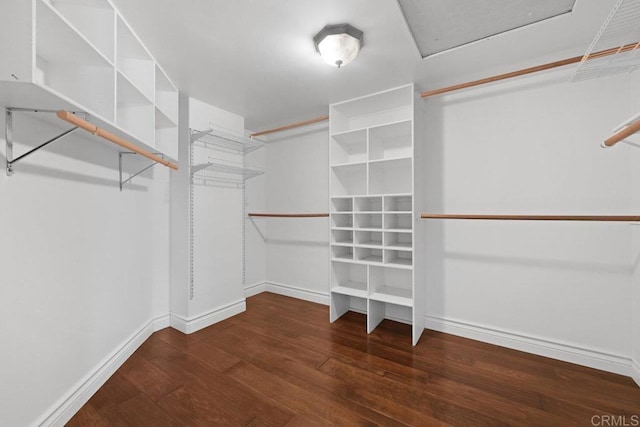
<box><xmin>118</xmin><ymin>152</ymin><xmax>164</xmax><ymax>191</ymax></box>
<box><xmin>5</xmin><ymin>108</ymin><xmax>79</xmax><ymax>176</ymax></box>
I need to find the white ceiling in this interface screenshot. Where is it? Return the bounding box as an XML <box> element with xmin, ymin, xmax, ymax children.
<box><xmin>111</xmin><ymin>0</ymin><xmax>617</xmax><ymax>131</ymax></box>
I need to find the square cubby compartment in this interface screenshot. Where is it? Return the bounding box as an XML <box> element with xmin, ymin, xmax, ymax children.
<box><xmin>369</xmin><ymin>158</ymin><xmax>412</xmax><ymax>195</ymax></box>
<box><xmin>332</xmin><ymin>229</ymin><xmax>353</xmax><ymax>244</ymax></box>
<box><xmin>332</xmin><ymin>213</ymin><xmax>353</xmax><ymax>228</ymax></box>
<box><xmin>331</xmin><ymin>262</ymin><xmax>367</xmax><ymax>298</ymax></box>
<box><xmin>355</xmin><ymin>247</ymin><xmax>383</xmax><ymax>263</ymax></box>
<box><xmin>355</xmin><ymin>213</ymin><xmax>382</xmax><ymax>229</ymax></box>
<box><xmin>331</xmin><ymin>197</ymin><xmax>353</xmax><ymax>213</ymax></box>
<box><xmin>355</xmin><ymin>196</ymin><xmax>382</xmax><ymax>212</ymax></box>
<box><xmin>384</xmin><ymin>195</ymin><xmax>412</xmax><ymax>212</ymax></box>
<box><xmin>384</xmin><ymin>232</ymin><xmax>412</xmax><ymax>249</ymax></box>
<box><xmin>385</xmin><ymin>213</ymin><xmax>412</xmax><ymax>230</ymax></box>
<box><xmin>385</xmin><ymin>249</ymin><xmax>412</xmax><ymax>267</ymax></box>
<box><xmin>356</xmin><ymin>230</ymin><xmax>382</xmax><ymax>247</ymax></box>
<box><xmin>332</xmin><ymin>245</ymin><xmax>353</xmax><ymax>261</ymax></box>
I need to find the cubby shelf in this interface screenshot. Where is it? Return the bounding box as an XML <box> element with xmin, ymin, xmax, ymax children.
<box><xmin>329</xmin><ymin>84</ymin><xmax>424</xmax><ymax>345</ymax></box>
<box><xmin>1</xmin><ymin>0</ymin><xmax>180</xmax><ymax>164</ymax></box>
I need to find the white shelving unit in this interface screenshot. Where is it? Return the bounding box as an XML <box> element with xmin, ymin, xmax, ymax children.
<box><xmin>329</xmin><ymin>84</ymin><xmax>425</xmax><ymax>345</ymax></box>
<box><xmin>0</xmin><ymin>0</ymin><xmax>179</xmax><ymax>163</ymax></box>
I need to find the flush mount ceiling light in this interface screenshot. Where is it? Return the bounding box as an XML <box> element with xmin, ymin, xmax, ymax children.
<box><xmin>313</xmin><ymin>23</ymin><xmax>364</xmax><ymax>68</ymax></box>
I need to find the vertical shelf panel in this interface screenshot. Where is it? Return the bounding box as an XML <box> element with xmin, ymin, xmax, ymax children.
<box><xmin>117</xmin><ymin>17</ymin><xmax>154</xmax><ymax>102</ymax></box>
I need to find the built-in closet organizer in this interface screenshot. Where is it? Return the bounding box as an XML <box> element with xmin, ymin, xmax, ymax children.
<box><xmin>329</xmin><ymin>84</ymin><xmax>425</xmax><ymax>345</ymax></box>
<box><xmin>0</xmin><ymin>0</ymin><xmax>179</xmax><ymax>181</ymax></box>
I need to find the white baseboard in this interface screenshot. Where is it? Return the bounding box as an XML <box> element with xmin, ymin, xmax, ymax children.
<box><xmin>424</xmin><ymin>315</ymin><xmax>632</xmax><ymax>377</ymax></box>
<box><xmin>38</xmin><ymin>315</ymin><xmax>168</xmax><ymax>427</ymax></box>
<box><xmin>244</xmin><ymin>281</ymin><xmax>267</xmax><ymax>298</ymax></box>
<box><xmin>264</xmin><ymin>281</ymin><xmax>329</xmax><ymax>305</ymax></box>
<box><xmin>632</xmin><ymin>359</ymin><xmax>640</xmax><ymax>387</ymax></box>
<box><xmin>170</xmin><ymin>298</ymin><xmax>246</xmax><ymax>334</ymax></box>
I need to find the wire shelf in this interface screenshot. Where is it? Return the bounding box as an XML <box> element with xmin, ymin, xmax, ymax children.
<box><xmin>191</xmin><ymin>158</ymin><xmax>264</xmax><ymax>184</ymax></box>
<box><xmin>573</xmin><ymin>0</ymin><xmax>640</xmax><ymax>82</ymax></box>
<box><xmin>190</xmin><ymin>126</ymin><xmax>264</xmax><ymax>154</ymax></box>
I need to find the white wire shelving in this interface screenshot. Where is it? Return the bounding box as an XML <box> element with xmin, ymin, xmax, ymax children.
<box><xmin>191</xmin><ymin>158</ymin><xmax>265</xmax><ymax>184</ymax></box>
<box><xmin>573</xmin><ymin>0</ymin><xmax>640</xmax><ymax>82</ymax></box>
<box><xmin>190</xmin><ymin>127</ymin><xmax>264</xmax><ymax>154</ymax></box>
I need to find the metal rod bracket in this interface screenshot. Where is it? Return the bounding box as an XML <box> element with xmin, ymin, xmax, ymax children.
<box><xmin>118</xmin><ymin>152</ymin><xmax>164</xmax><ymax>191</ymax></box>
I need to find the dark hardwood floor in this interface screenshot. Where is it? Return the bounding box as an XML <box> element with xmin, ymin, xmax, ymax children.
<box><xmin>69</xmin><ymin>292</ymin><xmax>640</xmax><ymax>426</ymax></box>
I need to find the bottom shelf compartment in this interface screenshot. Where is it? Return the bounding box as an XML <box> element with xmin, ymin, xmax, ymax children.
<box><xmin>331</xmin><ymin>262</ymin><xmax>367</xmax><ymax>298</ymax></box>
<box><xmin>370</xmin><ymin>266</ymin><xmax>412</xmax><ymax>307</ymax></box>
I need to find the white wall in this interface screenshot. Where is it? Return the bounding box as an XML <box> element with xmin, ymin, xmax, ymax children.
<box><xmin>0</xmin><ymin>112</ymin><xmax>170</xmax><ymax>426</ymax></box>
<box><xmin>259</xmin><ymin>125</ymin><xmax>330</xmax><ymax>300</ymax></box>
<box><xmin>424</xmin><ymin>69</ymin><xmax>639</xmax><ymax>373</ymax></box>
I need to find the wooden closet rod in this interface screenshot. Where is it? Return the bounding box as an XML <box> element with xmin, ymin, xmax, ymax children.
<box><xmin>421</xmin><ymin>214</ymin><xmax>640</xmax><ymax>222</ymax></box>
<box><xmin>420</xmin><ymin>43</ymin><xmax>640</xmax><ymax>99</ymax></box>
<box><xmin>250</xmin><ymin>115</ymin><xmax>329</xmax><ymax>138</ymax></box>
<box><xmin>604</xmin><ymin>119</ymin><xmax>640</xmax><ymax>147</ymax></box>
<box><xmin>56</xmin><ymin>111</ymin><xmax>179</xmax><ymax>170</ymax></box>
<box><xmin>248</xmin><ymin>213</ymin><xmax>329</xmax><ymax>218</ymax></box>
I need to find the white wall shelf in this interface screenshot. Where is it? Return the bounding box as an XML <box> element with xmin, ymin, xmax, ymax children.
<box><xmin>0</xmin><ymin>0</ymin><xmax>179</xmax><ymax>169</ymax></box>
<box><xmin>329</xmin><ymin>84</ymin><xmax>424</xmax><ymax>345</ymax></box>
<box><xmin>191</xmin><ymin>128</ymin><xmax>264</xmax><ymax>154</ymax></box>
<box><xmin>191</xmin><ymin>160</ymin><xmax>264</xmax><ymax>184</ymax></box>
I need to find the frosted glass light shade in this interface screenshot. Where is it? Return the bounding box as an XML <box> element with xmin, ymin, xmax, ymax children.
<box><xmin>313</xmin><ymin>24</ymin><xmax>364</xmax><ymax>68</ymax></box>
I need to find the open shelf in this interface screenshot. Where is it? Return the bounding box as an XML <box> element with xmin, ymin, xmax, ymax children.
<box><xmin>384</xmin><ymin>232</ymin><xmax>412</xmax><ymax>250</ymax></box>
<box><xmin>369</xmin><ymin>120</ymin><xmax>412</xmax><ymax>161</ymax></box>
<box><xmin>117</xmin><ymin>17</ymin><xmax>154</xmax><ymax>102</ymax></box>
<box><xmin>369</xmin><ymin>157</ymin><xmax>412</xmax><ymax>195</ymax></box>
<box><xmin>330</xmin><ymin>86</ymin><xmax>413</xmax><ymax>134</ymax></box>
<box><xmin>355</xmin><ymin>213</ymin><xmax>383</xmax><ymax>229</ymax></box>
<box><xmin>117</xmin><ymin>73</ymin><xmax>154</xmax><ymax>144</ymax></box>
<box><xmin>384</xmin><ymin>195</ymin><xmax>412</xmax><ymax>212</ymax></box>
<box><xmin>370</xmin><ymin>266</ymin><xmax>412</xmax><ymax>306</ymax></box>
<box><xmin>355</xmin><ymin>196</ymin><xmax>383</xmax><ymax>212</ymax></box>
<box><xmin>331</xmin><ymin>128</ymin><xmax>367</xmax><ymax>164</ymax></box>
<box><xmin>48</xmin><ymin>0</ymin><xmax>115</xmax><ymax>63</ymax></box>
<box><xmin>332</xmin><ymin>229</ymin><xmax>354</xmax><ymax>244</ymax></box>
<box><xmin>332</xmin><ymin>245</ymin><xmax>354</xmax><ymax>261</ymax></box>
<box><xmin>331</xmin><ymin>163</ymin><xmax>366</xmax><ymax>196</ymax></box>
<box><xmin>385</xmin><ymin>249</ymin><xmax>413</xmax><ymax>268</ymax></box>
<box><xmin>331</xmin><ymin>197</ymin><xmax>353</xmax><ymax>213</ymax></box>
<box><xmin>355</xmin><ymin>247</ymin><xmax>383</xmax><ymax>263</ymax></box>
<box><xmin>36</xmin><ymin>1</ymin><xmax>115</xmax><ymax>121</ymax></box>
<box><xmin>191</xmin><ymin>160</ymin><xmax>264</xmax><ymax>184</ymax></box>
<box><xmin>191</xmin><ymin>127</ymin><xmax>264</xmax><ymax>154</ymax></box>
<box><xmin>331</xmin><ymin>213</ymin><xmax>353</xmax><ymax>228</ymax></box>
<box><xmin>385</xmin><ymin>213</ymin><xmax>413</xmax><ymax>230</ymax></box>
<box><xmin>356</xmin><ymin>230</ymin><xmax>382</xmax><ymax>247</ymax></box>
<box><xmin>155</xmin><ymin>65</ymin><xmax>178</xmax><ymax>125</ymax></box>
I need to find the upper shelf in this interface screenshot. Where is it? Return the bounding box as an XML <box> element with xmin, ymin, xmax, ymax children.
<box><xmin>191</xmin><ymin>128</ymin><xmax>264</xmax><ymax>154</ymax></box>
<box><xmin>191</xmin><ymin>159</ymin><xmax>264</xmax><ymax>184</ymax></box>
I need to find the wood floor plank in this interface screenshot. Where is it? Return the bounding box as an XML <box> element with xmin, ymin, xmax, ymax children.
<box><xmin>70</xmin><ymin>293</ymin><xmax>640</xmax><ymax>426</ymax></box>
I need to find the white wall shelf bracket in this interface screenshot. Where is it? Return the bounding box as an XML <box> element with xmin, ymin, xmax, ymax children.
<box><xmin>5</xmin><ymin>108</ymin><xmax>84</xmax><ymax>176</ymax></box>
<box><xmin>118</xmin><ymin>152</ymin><xmax>165</xmax><ymax>191</ymax></box>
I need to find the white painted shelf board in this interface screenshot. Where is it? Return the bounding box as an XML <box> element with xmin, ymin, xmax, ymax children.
<box><xmin>384</xmin><ymin>228</ymin><xmax>413</xmax><ymax>233</ymax></box>
<box><xmin>358</xmin><ymin>255</ymin><xmax>383</xmax><ymax>263</ymax></box>
<box><xmin>0</xmin><ymin>81</ymin><xmax>176</xmax><ymax>162</ymax></box>
<box><xmin>370</xmin><ymin>287</ymin><xmax>413</xmax><ymax>307</ymax></box>
<box><xmin>356</xmin><ymin>210</ymin><xmax>383</xmax><ymax>214</ymax></box>
<box><xmin>368</xmin><ymin>156</ymin><xmax>413</xmax><ymax>165</ymax></box>
<box><xmin>331</xmin><ymin>128</ymin><xmax>367</xmax><ymax>144</ymax></box>
<box><xmin>357</xmin><ymin>227</ymin><xmax>385</xmax><ymax>232</ymax></box>
<box><xmin>385</xmin><ymin>211</ymin><xmax>413</xmax><ymax>214</ymax></box>
<box><xmin>330</xmin><ymin>211</ymin><xmax>353</xmax><ymax>214</ymax></box>
<box><xmin>385</xmin><ymin>243</ymin><xmax>413</xmax><ymax>251</ymax></box>
<box><xmin>331</xmin><ymin>161</ymin><xmax>367</xmax><ymax>170</ymax></box>
<box><xmin>332</xmin><ymin>281</ymin><xmax>367</xmax><ymax>298</ymax></box>
<box><xmin>331</xmin><ymin>227</ymin><xmax>354</xmax><ymax>231</ymax></box>
<box><xmin>368</xmin><ymin>118</ymin><xmax>412</xmax><ymax>133</ymax></box>
<box><xmin>355</xmin><ymin>243</ymin><xmax>383</xmax><ymax>249</ymax></box>
<box><xmin>386</xmin><ymin>258</ymin><xmax>413</xmax><ymax>268</ymax></box>
<box><xmin>331</xmin><ymin>242</ymin><xmax>353</xmax><ymax>248</ymax></box>
<box><xmin>331</xmin><ymin>85</ymin><xmax>413</xmax><ymax>118</ymax></box>
<box><xmin>37</xmin><ymin>0</ymin><xmax>113</xmax><ymax>67</ymax></box>
<box><xmin>333</xmin><ymin>254</ymin><xmax>354</xmax><ymax>261</ymax></box>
